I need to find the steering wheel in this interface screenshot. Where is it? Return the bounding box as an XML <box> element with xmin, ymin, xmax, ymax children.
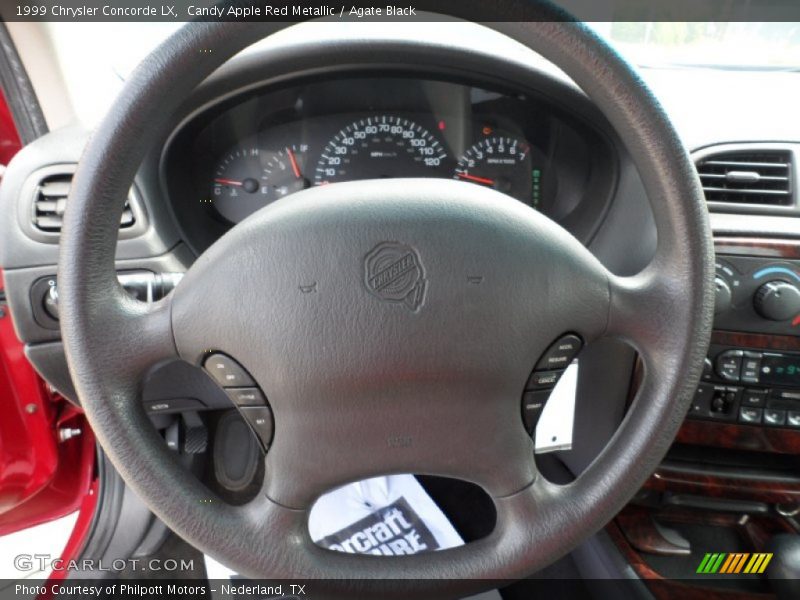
<box><xmin>58</xmin><ymin>4</ymin><xmax>713</xmax><ymax>597</ymax></box>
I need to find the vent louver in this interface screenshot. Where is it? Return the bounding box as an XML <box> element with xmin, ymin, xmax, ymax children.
<box><xmin>33</xmin><ymin>173</ymin><xmax>136</xmax><ymax>233</ymax></box>
<box><xmin>696</xmin><ymin>150</ymin><xmax>793</xmax><ymax>206</ymax></box>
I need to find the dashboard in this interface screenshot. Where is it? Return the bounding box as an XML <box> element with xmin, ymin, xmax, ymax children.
<box><xmin>163</xmin><ymin>75</ymin><xmax>616</xmax><ymax>253</ymax></box>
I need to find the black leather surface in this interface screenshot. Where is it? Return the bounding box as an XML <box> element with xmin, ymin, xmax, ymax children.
<box><xmin>57</xmin><ymin>2</ymin><xmax>713</xmax><ymax>595</ymax></box>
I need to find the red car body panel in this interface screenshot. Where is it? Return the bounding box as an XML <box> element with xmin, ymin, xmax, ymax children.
<box><xmin>0</xmin><ymin>85</ymin><xmax>97</xmax><ymax>541</ymax></box>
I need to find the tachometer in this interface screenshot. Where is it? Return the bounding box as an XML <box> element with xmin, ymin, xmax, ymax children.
<box><xmin>453</xmin><ymin>136</ymin><xmax>534</xmax><ymax>204</ymax></box>
<box><xmin>212</xmin><ymin>144</ymin><xmax>310</xmax><ymax>222</ymax></box>
<box><xmin>313</xmin><ymin>116</ymin><xmax>447</xmax><ymax>185</ymax></box>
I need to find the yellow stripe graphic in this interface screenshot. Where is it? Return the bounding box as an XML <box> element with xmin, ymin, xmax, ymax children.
<box><xmin>757</xmin><ymin>554</ymin><xmax>773</xmax><ymax>574</ymax></box>
<box><xmin>744</xmin><ymin>554</ymin><xmax>760</xmax><ymax>573</ymax></box>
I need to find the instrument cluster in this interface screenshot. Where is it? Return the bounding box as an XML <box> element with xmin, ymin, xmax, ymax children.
<box><xmin>165</xmin><ymin>75</ymin><xmax>613</xmax><ymax>251</ymax></box>
<box><xmin>190</xmin><ymin>78</ymin><xmax>551</xmax><ymax>223</ymax></box>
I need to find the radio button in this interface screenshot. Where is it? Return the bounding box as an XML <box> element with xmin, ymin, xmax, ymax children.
<box><xmin>716</xmin><ymin>350</ymin><xmax>743</xmax><ymax>382</ymax></box>
<box><xmin>771</xmin><ymin>389</ymin><xmax>800</xmax><ymax>401</ymax></box>
<box><xmin>741</xmin><ymin>389</ymin><xmax>768</xmax><ymax>407</ymax></box>
<box><xmin>741</xmin><ymin>352</ymin><xmax>762</xmax><ymax>383</ymax></box>
<box><xmin>739</xmin><ymin>406</ymin><xmax>763</xmax><ymax>424</ymax></box>
<box><xmin>764</xmin><ymin>409</ymin><xmax>787</xmax><ymax>427</ymax></box>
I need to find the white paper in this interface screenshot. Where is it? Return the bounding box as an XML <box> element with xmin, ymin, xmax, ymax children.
<box><xmin>205</xmin><ymin>475</ymin><xmax>501</xmax><ymax>599</ymax></box>
<box><xmin>308</xmin><ymin>474</ymin><xmax>463</xmax><ymax>554</ymax></box>
<box><xmin>534</xmin><ymin>360</ymin><xmax>578</xmax><ymax>454</ymax></box>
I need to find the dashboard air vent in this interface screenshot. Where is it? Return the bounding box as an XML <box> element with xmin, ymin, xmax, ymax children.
<box><xmin>696</xmin><ymin>150</ymin><xmax>793</xmax><ymax>206</ymax></box>
<box><xmin>33</xmin><ymin>173</ymin><xmax>136</xmax><ymax>233</ymax></box>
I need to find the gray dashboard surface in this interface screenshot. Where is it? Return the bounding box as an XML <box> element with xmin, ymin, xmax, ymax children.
<box><xmin>0</xmin><ymin>126</ymin><xmax>182</xmax><ymax>269</ymax></box>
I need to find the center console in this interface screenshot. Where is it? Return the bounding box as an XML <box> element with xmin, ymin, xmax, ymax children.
<box><xmin>610</xmin><ymin>238</ymin><xmax>800</xmax><ymax>599</ymax></box>
<box><xmin>691</xmin><ymin>249</ymin><xmax>800</xmax><ymax>432</ymax></box>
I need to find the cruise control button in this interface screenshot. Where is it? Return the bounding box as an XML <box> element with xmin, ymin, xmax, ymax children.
<box><xmin>787</xmin><ymin>411</ymin><xmax>800</xmax><ymax>429</ymax></box>
<box><xmin>716</xmin><ymin>350</ymin><xmax>743</xmax><ymax>382</ymax></box>
<box><xmin>741</xmin><ymin>352</ymin><xmax>762</xmax><ymax>384</ymax></box>
<box><xmin>226</xmin><ymin>388</ymin><xmax>266</xmax><ymax>407</ymax></box>
<box><xmin>526</xmin><ymin>370</ymin><xmax>562</xmax><ymax>390</ymax></box>
<box><xmin>204</xmin><ymin>353</ymin><xmax>255</xmax><ymax>387</ymax></box>
<box><xmin>738</xmin><ymin>406</ymin><xmax>762</xmax><ymax>424</ymax></box>
<box><xmin>239</xmin><ymin>407</ymin><xmax>274</xmax><ymax>447</ymax></box>
<box><xmin>741</xmin><ymin>389</ymin><xmax>768</xmax><ymax>407</ymax></box>
<box><xmin>764</xmin><ymin>409</ymin><xmax>787</xmax><ymax>427</ymax></box>
<box><xmin>521</xmin><ymin>391</ymin><xmax>549</xmax><ymax>434</ymax></box>
<box><xmin>535</xmin><ymin>334</ymin><xmax>582</xmax><ymax>371</ymax></box>
<box><xmin>145</xmin><ymin>398</ymin><xmax>205</xmax><ymax>414</ymax></box>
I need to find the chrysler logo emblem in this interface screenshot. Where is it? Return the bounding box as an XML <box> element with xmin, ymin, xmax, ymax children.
<box><xmin>364</xmin><ymin>242</ymin><xmax>427</xmax><ymax>311</ymax></box>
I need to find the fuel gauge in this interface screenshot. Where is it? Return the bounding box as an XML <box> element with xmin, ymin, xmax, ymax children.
<box><xmin>264</xmin><ymin>145</ymin><xmax>311</xmax><ymax>199</ymax></box>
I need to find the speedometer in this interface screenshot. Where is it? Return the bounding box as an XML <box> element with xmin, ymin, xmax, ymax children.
<box><xmin>313</xmin><ymin>115</ymin><xmax>447</xmax><ymax>185</ymax></box>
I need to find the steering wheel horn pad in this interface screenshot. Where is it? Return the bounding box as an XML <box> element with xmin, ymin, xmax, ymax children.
<box><xmin>172</xmin><ymin>179</ymin><xmax>610</xmax><ymax>508</ymax></box>
<box><xmin>58</xmin><ymin>6</ymin><xmax>713</xmax><ymax>595</ymax></box>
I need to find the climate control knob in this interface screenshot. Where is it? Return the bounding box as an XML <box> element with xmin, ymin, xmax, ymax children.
<box><xmin>754</xmin><ymin>280</ymin><xmax>800</xmax><ymax>321</ymax></box>
<box><xmin>714</xmin><ymin>276</ymin><xmax>732</xmax><ymax>314</ymax></box>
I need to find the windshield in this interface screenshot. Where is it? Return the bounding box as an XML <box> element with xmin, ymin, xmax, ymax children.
<box><xmin>590</xmin><ymin>22</ymin><xmax>800</xmax><ymax>70</ymax></box>
<box><xmin>43</xmin><ymin>20</ymin><xmax>800</xmax><ymax>129</ymax></box>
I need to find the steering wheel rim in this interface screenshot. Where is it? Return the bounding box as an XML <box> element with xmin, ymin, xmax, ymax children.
<box><xmin>58</xmin><ymin>5</ymin><xmax>714</xmax><ymax>596</ymax></box>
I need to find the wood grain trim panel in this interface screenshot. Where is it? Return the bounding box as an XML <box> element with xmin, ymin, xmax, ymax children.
<box><xmin>677</xmin><ymin>419</ymin><xmax>800</xmax><ymax>454</ymax></box>
<box><xmin>715</xmin><ymin>237</ymin><xmax>800</xmax><ymax>259</ymax></box>
<box><xmin>646</xmin><ymin>463</ymin><xmax>800</xmax><ymax>504</ymax></box>
<box><xmin>711</xmin><ymin>330</ymin><xmax>800</xmax><ymax>352</ymax></box>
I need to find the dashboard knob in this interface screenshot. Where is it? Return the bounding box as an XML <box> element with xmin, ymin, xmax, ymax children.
<box><xmin>714</xmin><ymin>276</ymin><xmax>732</xmax><ymax>314</ymax></box>
<box><xmin>754</xmin><ymin>281</ymin><xmax>800</xmax><ymax>321</ymax></box>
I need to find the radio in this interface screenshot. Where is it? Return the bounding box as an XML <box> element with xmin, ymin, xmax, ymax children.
<box><xmin>690</xmin><ymin>345</ymin><xmax>800</xmax><ymax>429</ymax></box>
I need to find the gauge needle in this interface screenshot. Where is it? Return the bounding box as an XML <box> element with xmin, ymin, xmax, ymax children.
<box><xmin>214</xmin><ymin>178</ymin><xmax>243</xmax><ymax>186</ymax></box>
<box><xmin>287</xmin><ymin>148</ymin><xmax>302</xmax><ymax>179</ymax></box>
<box><xmin>458</xmin><ymin>173</ymin><xmax>495</xmax><ymax>186</ymax></box>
